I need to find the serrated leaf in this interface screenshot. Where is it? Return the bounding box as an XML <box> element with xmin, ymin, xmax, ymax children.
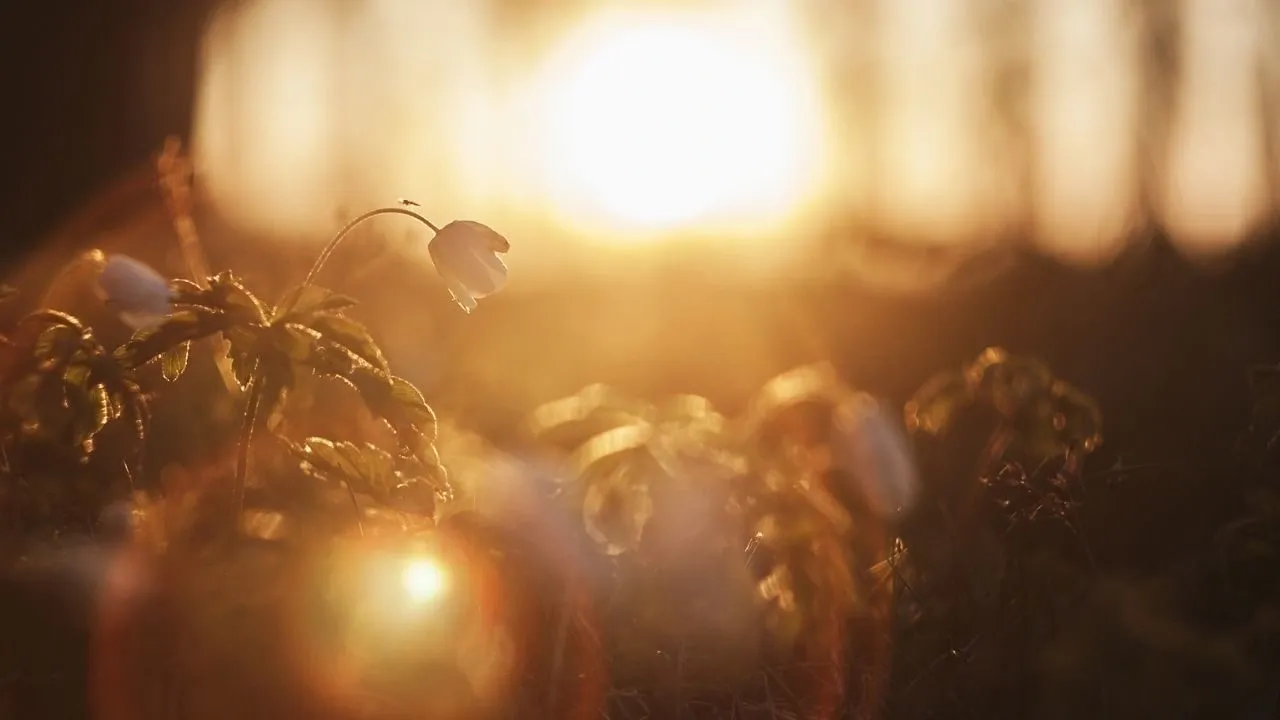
<box><xmin>273</xmin><ymin>285</ymin><xmax>359</xmax><ymax>322</ymax></box>
<box><xmin>309</xmin><ymin>313</ymin><xmax>388</xmax><ymax>373</ymax></box>
<box><xmin>229</xmin><ymin>350</ymin><xmax>256</xmax><ymax>389</ymax></box>
<box><xmin>115</xmin><ymin>308</ymin><xmax>229</xmax><ymax>369</ymax></box>
<box><xmin>308</xmin><ymin>364</ymin><xmax>438</xmax><ymax>460</ymax></box>
<box><xmin>18</xmin><ymin>309</ymin><xmax>85</xmax><ymax>334</ymax></box>
<box><xmin>273</xmin><ymin>324</ymin><xmax>321</xmax><ymax>362</ymax></box>
<box><xmin>316</xmin><ymin>343</ymin><xmax>361</xmax><ymax>378</ymax></box>
<box><xmin>208</xmin><ymin>272</ymin><xmax>268</xmax><ymax>324</ymax></box>
<box><xmin>160</xmin><ymin>341</ymin><xmax>190</xmax><ymax>381</ymax></box>
<box><xmin>103</xmin><ymin>387</ymin><xmax>123</xmax><ymax>423</ymax></box>
<box><xmin>33</xmin><ymin>324</ymin><xmax>78</xmax><ymax>362</ymax></box>
<box><xmin>88</xmin><ymin>383</ymin><xmax>112</xmax><ymax>434</ymax></box>
<box><xmin>285</xmin><ymin>436</ymin><xmax>400</xmax><ymax>501</ymax></box>
<box><xmin>62</xmin><ymin>362</ymin><xmax>92</xmax><ymax>390</ymax></box>
<box><xmin>388</xmin><ymin>376</ymin><xmax>436</xmax><ymax>438</ymax></box>
<box><xmin>168</xmin><ymin>278</ymin><xmax>213</xmax><ymax>308</ymax></box>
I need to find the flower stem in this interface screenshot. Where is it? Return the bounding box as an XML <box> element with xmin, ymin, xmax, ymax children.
<box><xmin>233</xmin><ymin>362</ymin><xmax>263</xmax><ymax>528</ymax></box>
<box><xmin>303</xmin><ymin>207</ymin><xmax>440</xmax><ymax>289</ymax></box>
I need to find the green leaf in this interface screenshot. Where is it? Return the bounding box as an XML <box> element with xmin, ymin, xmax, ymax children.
<box><xmin>114</xmin><ymin>308</ymin><xmax>230</xmax><ymax>369</ymax></box>
<box><xmin>304</xmin><ymin>362</ymin><xmax>438</xmax><ymax>466</ymax></box>
<box><xmin>904</xmin><ymin>373</ymin><xmax>971</xmax><ymax>435</ymax></box>
<box><xmin>399</xmin><ymin>441</ymin><xmax>446</xmax><ymax>484</ymax></box>
<box><xmin>208</xmin><ymin>271</ymin><xmax>268</xmax><ymax>324</ymax></box>
<box><xmin>273</xmin><ymin>285</ymin><xmax>359</xmax><ymax>322</ymax></box>
<box><xmin>62</xmin><ymin>362</ymin><xmax>92</xmax><ymax>390</ymax></box>
<box><xmin>388</xmin><ymin>376</ymin><xmax>437</xmax><ymax>439</ymax></box>
<box><xmin>34</xmin><ymin>324</ymin><xmax>79</xmax><ymax>362</ymax></box>
<box><xmin>18</xmin><ymin>309</ymin><xmax>85</xmax><ymax>333</ymax></box>
<box><xmin>117</xmin><ymin>388</ymin><xmax>148</xmax><ymax>444</ymax></box>
<box><xmin>229</xmin><ymin>350</ymin><xmax>256</xmax><ymax>390</ymax></box>
<box><xmin>168</xmin><ymin>278</ymin><xmax>212</xmax><ymax>307</ymax></box>
<box><xmin>308</xmin><ymin>313</ymin><xmax>388</xmax><ymax>373</ymax></box>
<box><xmin>272</xmin><ymin>324</ymin><xmax>322</xmax><ymax>363</ymax></box>
<box><xmin>88</xmin><ymin>383</ymin><xmax>112</xmax><ymax>435</ymax></box>
<box><xmin>283</xmin><ymin>436</ymin><xmax>400</xmax><ymax>502</ymax></box>
<box><xmin>160</xmin><ymin>341</ymin><xmax>190</xmax><ymax>382</ymax></box>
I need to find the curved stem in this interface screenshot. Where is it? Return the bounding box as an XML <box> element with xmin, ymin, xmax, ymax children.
<box><xmin>233</xmin><ymin>363</ymin><xmax>264</xmax><ymax>529</ymax></box>
<box><xmin>303</xmin><ymin>207</ymin><xmax>440</xmax><ymax>289</ymax></box>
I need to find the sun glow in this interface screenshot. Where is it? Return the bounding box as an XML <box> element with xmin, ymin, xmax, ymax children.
<box><xmin>531</xmin><ymin>7</ymin><xmax>829</xmax><ymax>238</ymax></box>
<box><xmin>401</xmin><ymin>557</ymin><xmax>448</xmax><ymax>603</ymax></box>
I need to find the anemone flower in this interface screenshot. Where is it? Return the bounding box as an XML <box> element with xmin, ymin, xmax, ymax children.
<box><xmin>427</xmin><ymin>220</ymin><xmax>510</xmax><ymax>314</ymax></box>
<box><xmin>94</xmin><ymin>254</ymin><xmax>172</xmax><ymax>330</ymax></box>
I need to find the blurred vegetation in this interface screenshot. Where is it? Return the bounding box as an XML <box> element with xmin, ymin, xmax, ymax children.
<box><xmin>1</xmin><ymin>153</ymin><xmax>1279</xmax><ymax>720</ymax></box>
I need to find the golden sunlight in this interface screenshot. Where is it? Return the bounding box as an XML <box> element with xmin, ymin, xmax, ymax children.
<box><xmin>531</xmin><ymin>6</ymin><xmax>828</xmax><ymax>238</ymax></box>
<box><xmin>191</xmin><ymin>0</ymin><xmax>1280</xmax><ymax>274</ymax></box>
<box><xmin>401</xmin><ymin>557</ymin><xmax>449</xmax><ymax>604</ymax></box>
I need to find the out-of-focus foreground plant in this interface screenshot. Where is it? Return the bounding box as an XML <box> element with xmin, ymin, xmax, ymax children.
<box><xmin>519</xmin><ymin>348</ymin><xmax>1110</xmax><ymax>718</ymax></box>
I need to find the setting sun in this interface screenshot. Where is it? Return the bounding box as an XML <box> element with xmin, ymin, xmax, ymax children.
<box><xmin>532</xmin><ymin>8</ymin><xmax>827</xmax><ymax>237</ymax></box>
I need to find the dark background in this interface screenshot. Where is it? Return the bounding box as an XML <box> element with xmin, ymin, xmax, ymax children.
<box><xmin>0</xmin><ymin>0</ymin><xmax>215</xmax><ymax>268</ymax></box>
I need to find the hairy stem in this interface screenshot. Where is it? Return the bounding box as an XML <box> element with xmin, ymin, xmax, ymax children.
<box><xmin>233</xmin><ymin>363</ymin><xmax>264</xmax><ymax>528</ymax></box>
<box><xmin>303</xmin><ymin>207</ymin><xmax>440</xmax><ymax>289</ymax></box>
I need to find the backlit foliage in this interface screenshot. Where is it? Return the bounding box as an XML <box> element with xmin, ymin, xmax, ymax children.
<box><xmin>10</xmin><ymin>147</ymin><xmax>1280</xmax><ymax>718</ymax></box>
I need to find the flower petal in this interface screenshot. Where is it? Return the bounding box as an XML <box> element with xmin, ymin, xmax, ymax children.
<box><xmin>117</xmin><ymin>309</ymin><xmax>169</xmax><ymax>331</ymax></box>
<box><xmin>446</xmin><ymin>220</ymin><xmax>509</xmax><ymax>253</ymax></box>
<box><xmin>458</xmin><ymin>250</ymin><xmax>509</xmax><ymax>298</ymax></box>
<box><xmin>96</xmin><ymin>255</ymin><xmax>172</xmax><ymax>322</ymax></box>
<box><xmin>429</xmin><ymin>221</ymin><xmax>510</xmax><ymax>303</ymax></box>
<box><xmin>444</xmin><ymin>278</ymin><xmax>479</xmax><ymax>314</ymax></box>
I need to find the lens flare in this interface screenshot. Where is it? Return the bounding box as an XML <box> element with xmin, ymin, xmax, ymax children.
<box><xmin>401</xmin><ymin>557</ymin><xmax>448</xmax><ymax>603</ymax></box>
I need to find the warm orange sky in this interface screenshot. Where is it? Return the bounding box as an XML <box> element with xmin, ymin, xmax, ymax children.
<box><xmin>193</xmin><ymin>0</ymin><xmax>1279</xmax><ymax>271</ymax></box>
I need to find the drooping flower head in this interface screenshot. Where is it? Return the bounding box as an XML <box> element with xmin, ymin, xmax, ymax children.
<box><xmin>427</xmin><ymin>220</ymin><xmax>510</xmax><ymax>314</ymax></box>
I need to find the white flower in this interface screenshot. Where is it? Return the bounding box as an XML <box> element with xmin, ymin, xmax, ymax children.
<box><xmin>427</xmin><ymin>220</ymin><xmax>510</xmax><ymax>314</ymax></box>
<box><xmin>94</xmin><ymin>254</ymin><xmax>172</xmax><ymax>330</ymax></box>
<box><xmin>832</xmin><ymin>395</ymin><xmax>920</xmax><ymax>520</ymax></box>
